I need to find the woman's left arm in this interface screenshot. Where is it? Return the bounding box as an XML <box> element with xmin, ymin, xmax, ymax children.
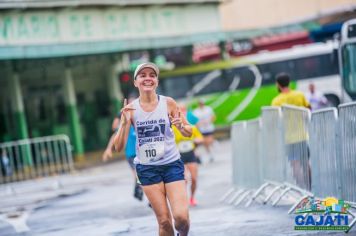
<box><xmin>167</xmin><ymin>97</ymin><xmax>192</xmax><ymax>137</ymax></box>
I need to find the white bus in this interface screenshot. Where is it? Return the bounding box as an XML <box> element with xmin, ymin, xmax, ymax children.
<box><xmin>245</xmin><ymin>40</ymin><xmax>342</xmax><ymax>106</ymax></box>
<box><xmin>160</xmin><ymin>41</ymin><xmax>342</xmax><ymax>124</ymax></box>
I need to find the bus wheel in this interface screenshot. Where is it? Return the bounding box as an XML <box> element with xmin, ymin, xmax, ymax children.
<box><xmin>324</xmin><ymin>94</ymin><xmax>340</xmax><ymax>107</ymax></box>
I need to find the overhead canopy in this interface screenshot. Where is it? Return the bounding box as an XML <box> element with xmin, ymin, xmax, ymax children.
<box><xmin>0</xmin><ymin>4</ymin><xmax>223</xmax><ymax>59</ymax></box>
<box><xmin>0</xmin><ymin>32</ymin><xmax>225</xmax><ymax>60</ymax></box>
<box><xmin>0</xmin><ymin>0</ymin><xmax>223</xmax><ymax>9</ymax></box>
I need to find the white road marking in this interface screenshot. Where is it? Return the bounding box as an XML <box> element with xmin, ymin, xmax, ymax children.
<box><xmin>1</xmin><ymin>211</ymin><xmax>30</xmax><ymax>233</ymax></box>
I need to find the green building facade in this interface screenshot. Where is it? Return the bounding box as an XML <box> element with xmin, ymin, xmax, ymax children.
<box><xmin>0</xmin><ymin>1</ymin><xmax>223</xmax><ymax>158</ymax></box>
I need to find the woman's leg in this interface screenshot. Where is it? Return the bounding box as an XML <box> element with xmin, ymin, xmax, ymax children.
<box><xmin>142</xmin><ymin>182</ymin><xmax>174</xmax><ymax>236</ymax></box>
<box><xmin>186</xmin><ymin>163</ymin><xmax>198</xmax><ymax>202</ymax></box>
<box><xmin>166</xmin><ymin>180</ymin><xmax>190</xmax><ymax>236</ymax></box>
<box><xmin>203</xmin><ymin>135</ymin><xmax>215</xmax><ymax>162</ymax></box>
<box><xmin>184</xmin><ymin>165</ymin><xmax>190</xmax><ymax>184</ymax></box>
<box><xmin>128</xmin><ymin>159</ymin><xmax>143</xmax><ymax>201</ymax></box>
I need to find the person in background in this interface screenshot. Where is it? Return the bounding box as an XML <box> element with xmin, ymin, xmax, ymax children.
<box><xmin>272</xmin><ymin>73</ymin><xmax>311</xmax><ymax>190</ymax></box>
<box><xmin>1</xmin><ymin>149</ymin><xmax>12</xmax><ymax>177</ymax></box>
<box><xmin>186</xmin><ymin>107</ymin><xmax>199</xmax><ymax>125</ymax></box>
<box><xmin>185</xmin><ymin>105</ymin><xmax>202</xmax><ymax>164</ymax></box>
<box><xmin>102</xmin><ymin>96</ymin><xmax>143</xmax><ymax>201</ymax></box>
<box><xmin>193</xmin><ymin>99</ymin><xmax>216</xmax><ymax>163</ymax></box>
<box><xmin>305</xmin><ymin>83</ymin><xmax>328</xmax><ymax>111</ymax></box>
<box><xmin>173</xmin><ymin>104</ymin><xmax>203</xmax><ymax>207</ymax></box>
<box><xmin>271</xmin><ymin>73</ymin><xmax>311</xmax><ymax>108</ymax></box>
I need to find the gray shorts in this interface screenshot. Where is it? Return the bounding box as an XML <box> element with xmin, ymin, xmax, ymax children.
<box><xmin>287</xmin><ymin>141</ymin><xmax>309</xmax><ymax>161</ymax></box>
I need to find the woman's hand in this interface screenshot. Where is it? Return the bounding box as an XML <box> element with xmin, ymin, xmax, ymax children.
<box><xmin>167</xmin><ymin>97</ymin><xmax>192</xmax><ymax>137</ymax></box>
<box><xmin>120</xmin><ymin>98</ymin><xmax>135</xmax><ymax>125</ymax></box>
<box><xmin>169</xmin><ymin>108</ymin><xmax>184</xmax><ymax>130</ymax></box>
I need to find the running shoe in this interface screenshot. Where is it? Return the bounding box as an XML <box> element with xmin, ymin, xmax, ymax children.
<box><xmin>189</xmin><ymin>197</ymin><xmax>197</xmax><ymax>207</ymax></box>
<box><xmin>134</xmin><ymin>183</ymin><xmax>143</xmax><ymax>201</ymax></box>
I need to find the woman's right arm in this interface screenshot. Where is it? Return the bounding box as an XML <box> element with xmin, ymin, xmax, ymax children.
<box><xmin>113</xmin><ymin>100</ymin><xmax>135</xmax><ymax>152</ymax></box>
<box><xmin>113</xmin><ymin>118</ymin><xmax>131</xmax><ymax>152</ymax></box>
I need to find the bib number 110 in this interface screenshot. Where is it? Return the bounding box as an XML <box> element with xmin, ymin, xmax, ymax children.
<box><xmin>145</xmin><ymin>149</ymin><xmax>156</xmax><ymax>158</ymax></box>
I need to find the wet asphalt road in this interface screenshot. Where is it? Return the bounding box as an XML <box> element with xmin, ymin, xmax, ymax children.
<box><xmin>0</xmin><ymin>140</ymin><xmax>354</xmax><ymax>236</ymax></box>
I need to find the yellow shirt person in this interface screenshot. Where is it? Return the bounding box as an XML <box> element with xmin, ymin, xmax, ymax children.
<box><xmin>172</xmin><ymin>125</ymin><xmax>203</xmax><ymax>154</ymax></box>
<box><xmin>272</xmin><ymin>90</ymin><xmax>310</xmax><ymax>108</ymax></box>
<box><xmin>272</xmin><ymin>73</ymin><xmax>310</xmax><ymax>144</ymax></box>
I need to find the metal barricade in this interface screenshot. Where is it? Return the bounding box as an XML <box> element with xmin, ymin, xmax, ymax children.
<box><xmin>242</xmin><ymin>106</ymin><xmax>289</xmax><ymax>206</ymax></box>
<box><xmin>309</xmin><ymin>108</ymin><xmax>341</xmax><ymax>198</ymax></box>
<box><xmin>338</xmin><ymin>103</ymin><xmax>356</xmax><ymax>203</ymax></box>
<box><xmin>228</xmin><ymin>119</ymin><xmax>262</xmax><ymax>205</ymax></box>
<box><xmin>223</xmin><ymin>121</ymin><xmax>245</xmax><ymax>204</ymax></box>
<box><xmin>260</xmin><ymin>107</ymin><xmax>286</xmax><ymax>183</ymax></box>
<box><xmin>227</xmin><ymin>102</ymin><xmax>356</xmax><ymax>213</ymax></box>
<box><xmin>0</xmin><ymin>135</ymin><xmax>74</xmax><ymax>184</ymax></box>
<box><xmin>281</xmin><ymin>105</ymin><xmax>311</xmax><ymax>191</ymax></box>
<box><xmin>230</xmin><ymin>122</ymin><xmax>242</xmax><ymax>189</ymax></box>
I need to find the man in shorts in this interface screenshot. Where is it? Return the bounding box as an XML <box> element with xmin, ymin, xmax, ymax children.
<box><xmin>272</xmin><ymin>73</ymin><xmax>311</xmax><ymax>190</ymax></box>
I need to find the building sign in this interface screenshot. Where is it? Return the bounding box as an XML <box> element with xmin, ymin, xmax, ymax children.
<box><xmin>0</xmin><ymin>5</ymin><xmax>220</xmax><ymax>46</ymax></box>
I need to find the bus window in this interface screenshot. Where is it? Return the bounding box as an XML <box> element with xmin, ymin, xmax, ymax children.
<box><xmin>297</xmin><ymin>56</ymin><xmax>320</xmax><ymax>78</ymax></box>
<box><xmin>294</xmin><ymin>54</ymin><xmax>338</xmax><ymax>80</ymax></box>
<box><xmin>342</xmin><ymin>44</ymin><xmax>356</xmax><ymax>94</ymax></box>
<box><xmin>340</xmin><ymin>19</ymin><xmax>356</xmax><ymax>99</ymax></box>
<box><xmin>161</xmin><ymin>76</ymin><xmax>191</xmax><ymax>99</ymax></box>
<box><xmin>258</xmin><ymin>61</ymin><xmax>292</xmax><ymax>82</ymax></box>
<box><xmin>224</xmin><ymin>67</ymin><xmax>255</xmax><ymax>89</ymax></box>
<box><xmin>190</xmin><ymin>70</ymin><xmax>227</xmax><ymax>96</ymax></box>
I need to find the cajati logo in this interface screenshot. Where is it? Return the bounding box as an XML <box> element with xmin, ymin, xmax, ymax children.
<box><xmin>293</xmin><ymin>197</ymin><xmax>352</xmax><ymax>231</ymax></box>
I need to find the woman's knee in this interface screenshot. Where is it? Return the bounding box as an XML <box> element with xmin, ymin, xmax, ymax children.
<box><xmin>191</xmin><ymin>177</ymin><xmax>197</xmax><ymax>186</ymax></box>
<box><xmin>174</xmin><ymin>214</ymin><xmax>190</xmax><ymax>230</ymax></box>
<box><xmin>158</xmin><ymin>217</ymin><xmax>173</xmax><ymax>231</ymax></box>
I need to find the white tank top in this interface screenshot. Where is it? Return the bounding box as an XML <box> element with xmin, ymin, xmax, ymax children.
<box><xmin>132</xmin><ymin>95</ymin><xmax>180</xmax><ymax>165</ymax></box>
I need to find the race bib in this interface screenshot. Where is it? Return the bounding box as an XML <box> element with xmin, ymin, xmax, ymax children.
<box><xmin>138</xmin><ymin>141</ymin><xmax>165</xmax><ymax>164</ymax></box>
<box><xmin>136</xmin><ymin>121</ymin><xmax>166</xmax><ymax>164</ymax></box>
<box><xmin>178</xmin><ymin>141</ymin><xmax>194</xmax><ymax>153</ymax></box>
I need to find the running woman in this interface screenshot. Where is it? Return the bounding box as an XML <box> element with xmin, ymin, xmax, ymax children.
<box><xmin>114</xmin><ymin>62</ymin><xmax>192</xmax><ymax>236</ymax></box>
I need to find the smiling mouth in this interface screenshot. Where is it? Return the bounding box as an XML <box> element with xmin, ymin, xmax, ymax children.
<box><xmin>143</xmin><ymin>81</ymin><xmax>154</xmax><ymax>86</ymax></box>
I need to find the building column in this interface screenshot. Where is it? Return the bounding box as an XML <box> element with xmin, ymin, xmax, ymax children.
<box><xmin>108</xmin><ymin>63</ymin><xmax>123</xmax><ymax>114</ymax></box>
<box><xmin>63</xmin><ymin>68</ymin><xmax>84</xmax><ymax>157</ymax></box>
<box><xmin>1</xmin><ymin>79</ymin><xmax>11</xmax><ymax>142</ymax></box>
<box><xmin>8</xmin><ymin>72</ymin><xmax>33</xmax><ymax>165</ymax></box>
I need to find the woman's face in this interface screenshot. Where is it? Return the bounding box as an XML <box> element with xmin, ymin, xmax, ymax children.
<box><xmin>134</xmin><ymin>67</ymin><xmax>158</xmax><ymax>93</ymax></box>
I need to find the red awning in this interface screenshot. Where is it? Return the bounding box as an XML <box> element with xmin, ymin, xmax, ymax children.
<box><xmin>252</xmin><ymin>31</ymin><xmax>310</xmax><ymax>46</ymax></box>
